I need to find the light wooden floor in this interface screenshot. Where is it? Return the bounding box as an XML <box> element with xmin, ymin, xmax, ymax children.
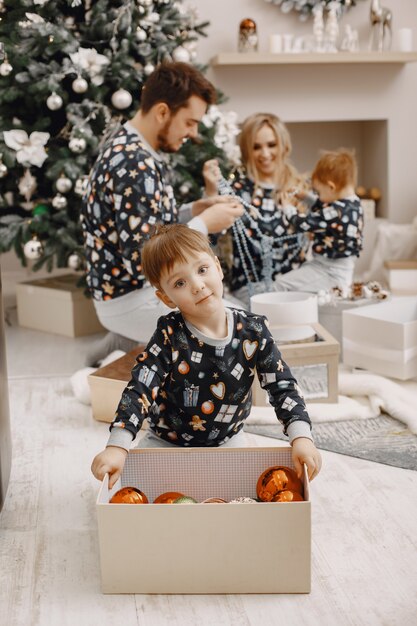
<box><xmin>1</xmin><ymin>308</ymin><xmax>417</xmax><ymax>626</ymax></box>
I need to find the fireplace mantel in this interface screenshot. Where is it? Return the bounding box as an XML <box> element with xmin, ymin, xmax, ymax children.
<box><xmin>211</xmin><ymin>51</ymin><xmax>417</xmax><ymax>66</ymax></box>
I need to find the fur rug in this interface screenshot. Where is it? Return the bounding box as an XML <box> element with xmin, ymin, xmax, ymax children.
<box><xmin>247</xmin><ymin>368</ymin><xmax>417</xmax><ymax>434</ymax></box>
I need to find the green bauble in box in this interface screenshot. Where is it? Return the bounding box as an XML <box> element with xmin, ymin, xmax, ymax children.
<box><xmin>33</xmin><ymin>203</ymin><xmax>49</xmax><ymax>217</ymax></box>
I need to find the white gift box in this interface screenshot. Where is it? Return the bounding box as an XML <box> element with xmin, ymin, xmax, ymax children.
<box><xmin>343</xmin><ymin>297</ymin><xmax>417</xmax><ymax>379</ymax></box>
<box><xmin>96</xmin><ymin>446</ymin><xmax>311</xmax><ymax>594</ymax></box>
<box><xmin>384</xmin><ymin>261</ymin><xmax>417</xmax><ymax>295</ymax></box>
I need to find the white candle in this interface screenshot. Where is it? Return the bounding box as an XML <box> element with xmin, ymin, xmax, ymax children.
<box><xmin>398</xmin><ymin>28</ymin><xmax>413</xmax><ymax>52</ymax></box>
<box><xmin>269</xmin><ymin>34</ymin><xmax>282</xmax><ymax>54</ymax></box>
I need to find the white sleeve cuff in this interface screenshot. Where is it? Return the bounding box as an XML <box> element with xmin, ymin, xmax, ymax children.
<box><xmin>287</xmin><ymin>420</ymin><xmax>313</xmax><ymax>444</ymax></box>
<box><xmin>107</xmin><ymin>428</ymin><xmax>135</xmax><ymax>451</ymax></box>
<box><xmin>187</xmin><ymin>215</ymin><xmax>208</xmax><ymax>235</ymax></box>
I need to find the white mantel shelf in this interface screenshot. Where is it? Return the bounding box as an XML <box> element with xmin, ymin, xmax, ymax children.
<box><xmin>210</xmin><ymin>51</ymin><xmax>417</xmax><ymax>66</ymax></box>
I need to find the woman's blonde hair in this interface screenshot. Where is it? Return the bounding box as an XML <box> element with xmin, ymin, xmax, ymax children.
<box><xmin>141</xmin><ymin>224</ymin><xmax>215</xmax><ymax>288</ymax></box>
<box><xmin>238</xmin><ymin>113</ymin><xmax>303</xmax><ymax>200</ymax></box>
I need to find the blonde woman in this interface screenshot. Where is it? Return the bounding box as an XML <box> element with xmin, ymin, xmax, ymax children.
<box><xmin>204</xmin><ymin>113</ymin><xmax>308</xmax><ymax>307</ymax></box>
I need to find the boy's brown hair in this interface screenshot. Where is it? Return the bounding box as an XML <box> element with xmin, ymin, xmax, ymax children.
<box><xmin>312</xmin><ymin>149</ymin><xmax>357</xmax><ymax>191</ymax></box>
<box><xmin>141</xmin><ymin>62</ymin><xmax>217</xmax><ymax>115</ymax></box>
<box><xmin>141</xmin><ymin>224</ymin><xmax>216</xmax><ymax>288</ymax></box>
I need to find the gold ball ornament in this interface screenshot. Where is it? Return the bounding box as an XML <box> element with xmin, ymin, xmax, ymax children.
<box><xmin>256</xmin><ymin>466</ymin><xmax>303</xmax><ymax>502</ymax></box>
<box><xmin>369</xmin><ymin>187</ymin><xmax>382</xmax><ymax>201</ymax></box>
<box><xmin>272</xmin><ymin>490</ymin><xmax>304</xmax><ymax>503</ymax></box>
<box><xmin>355</xmin><ymin>185</ymin><xmax>367</xmax><ymax>198</ymax></box>
<box><xmin>154</xmin><ymin>491</ymin><xmax>185</xmax><ymax>504</ymax></box>
<box><xmin>110</xmin><ymin>487</ymin><xmax>149</xmax><ymax>504</ymax></box>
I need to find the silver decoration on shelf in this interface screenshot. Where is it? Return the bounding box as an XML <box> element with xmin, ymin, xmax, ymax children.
<box><xmin>369</xmin><ymin>0</ymin><xmax>392</xmax><ymax>51</ymax></box>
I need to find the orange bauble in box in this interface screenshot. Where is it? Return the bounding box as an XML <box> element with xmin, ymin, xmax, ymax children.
<box><xmin>154</xmin><ymin>491</ymin><xmax>185</xmax><ymax>504</ymax></box>
<box><xmin>256</xmin><ymin>466</ymin><xmax>303</xmax><ymax>502</ymax></box>
<box><xmin>272</xmin><ymin>490</ymin><xmax>304</xmax><ymax>503</ymax></box>
<box><xmin>109</xmin><ymin>487</ymin><xmax>148</xmax><ymax>504</ymax></box>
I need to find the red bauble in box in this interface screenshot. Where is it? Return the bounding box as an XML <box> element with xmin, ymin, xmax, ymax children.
<box><xmin>154</xmin><ymin>491</ymin><xmax>185</xmax><ymax>504</ymax></box>
<box><xmin>110</xmin><ymin>487</ymin><xmax>148</xmax><ymax>504</ymax></box>
<box><xmin>256</xmin><ymin>466</ymin><xmax>303</xmax><ymax>502</ymax></box>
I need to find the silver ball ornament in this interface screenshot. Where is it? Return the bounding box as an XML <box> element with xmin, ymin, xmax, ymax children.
<box><xmin>46</xmin><ymin>92</ymin><xmax>63</xmax><ymax>111</ymax></box>
<box><xmin>67</xmin><ymin>253</ymin><xmax>81</xmax><ymax>270</ymax></box>
<box><xmin>56</xmin><ymin>175</ymin><xmax>73</xmax><ymax>194</ymax></box>
<box><xmin>172</xmin><ymin>46</ymin><xmax>191</xmax><ymax>63</ymax></box>
<box><xmin>74</xmin><ymin>176</ymin><xmax>89</xmax><ymax>196</ymax></box>
<box><xmin>111</xmin><ymin>88</ymin><xmax>133</xmax><ymax>110</ymax></box>
<box><xmin>0</xmin><ymin>61</ymin><xmax>13</xmax><ymax>77</ymax></box>
<box><xmin>69</xmin><ymin>137</ymin><xmax>87</xmax><ymax>153</ymax></box>
<box><xmin>0</xmin><ymin>162</ymin><xmax>8</xmax><ymax>178</ymax></box>
<box><xmin>135</xmin><ymin>27</ymin><xmax>147</xmax><ymax>42</ymax></box>
<box><xmin>24</xmin><ymin>239</ymin><xmax>43</xmax><ymax>260</ymax></box>
<box><xmin>52</xmin><ymin>193</ymin><xmax>68</xmax><ymax>210</ymax></box>
<box><xmin>72</xmin><ymin>76</ymin><xmax>88</xmax><ymax>94</ymax></box>
<box><xmin>144</xmin><ymin>62</ymin><xmax>155</xmax><ymax>76</ymax></box>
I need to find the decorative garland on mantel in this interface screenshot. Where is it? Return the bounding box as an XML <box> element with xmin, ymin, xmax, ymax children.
<box><xmin>264</xmin><ymin>0</ymin><xmax>365</xmax><ymax>21</ymax></box>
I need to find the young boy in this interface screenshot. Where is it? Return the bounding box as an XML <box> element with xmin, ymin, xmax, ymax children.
<box><xmin>91</xmin><ymin>224</ymin><xmax>322</xmax><ymax>488</ymax></box>
<box><xmin>274</xmin><ymin>149</ymin><xmax>363</xmax><ymax>293</ymax></box>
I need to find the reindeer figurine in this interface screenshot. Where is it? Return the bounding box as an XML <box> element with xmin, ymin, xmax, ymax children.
<box><xmin>369</xmin><ymin>0</ymin><xmax>392</xmax><ymax>52</ymax></box>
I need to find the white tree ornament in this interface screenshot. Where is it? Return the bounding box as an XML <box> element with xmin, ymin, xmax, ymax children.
<box><xmin>3</xmin><ymin>130</ymin><xmax>50</xmax><ymax>167</ymax></box>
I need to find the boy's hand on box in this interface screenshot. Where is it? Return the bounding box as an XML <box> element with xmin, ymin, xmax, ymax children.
<box><xmin>291</xmin><ymin>437</ymin><xmax>322</xmax><ymax>482</ymax></box>
<box><xmin>91</xmin><ymin>446</ymin><xmax>128</xmax><ymax>489</ymax></box>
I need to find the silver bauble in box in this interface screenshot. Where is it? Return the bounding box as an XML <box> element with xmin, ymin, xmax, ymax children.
<box><xmin>144</xmin><ymin>62</ymin><xmax>155</xmax><ymax>76</ymax></box>
<box><xmin>56</xmin><ymin>175</ymin><xmax>73</xmax><ymax>194</ymax></box>
<box><xmin>46</xmin><ymin>92</ymin><xmax>63</xmax><ymax>111</ymax></box>
<box><xmin>172</xmin><ymin>46</ymin><xmax>191</xmax><ymax>63</ymax></box>
<box><xmin>111</xmin><ymin>88</ymin><xmax>133</xmax><ymax>110</ymax></box>
<box><xmin>24</xmin><ymin>238</ymin><xmax>43</xmax><ymax>260</ymax></box>
<box><xmin>52</xmin><ymin>193</ymin><xmax>68</xmax><ymax>210</ymax></box>
<box><xmin>72</xmin><ymin>76</ymin><xmax>88</xmax><ymax>94</ymax></box>
<box><xmin>0</xmin><ymin>162</ymin><xmax>8</xmax><ymax>178</ymax></box>
<box><xmin>135</xmin><ymin>27</ymin><xmax>147</xmax><ymax>42</ymax></box>
<box><xmin>74</xmin><ymin>176</ymin><xmax>89</xmax><ymax>196</ymax></box>
<box><xmin>0</xmin><ymin>61</ymin><xmax>12</xmax><ymax>76</ymax></box>
<box><xmin>69</xmin><ymin>137</ymin><xmax>87</xmax><ymax>153</ymax></box>
<box><xmin>67</xmin><ymin>253</ymin><xmax>80</xmax><ymax>270</ymax></box>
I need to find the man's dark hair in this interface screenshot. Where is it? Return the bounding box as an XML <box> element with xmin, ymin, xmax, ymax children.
<box><xmin>141</xmin><ymin>62</ymin><xmax>217</xmax><ymax>114</ymax></box>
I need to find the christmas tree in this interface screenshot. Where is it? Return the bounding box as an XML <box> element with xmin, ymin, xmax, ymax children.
<box><xmin>0</xmin><ymin>0</ymin><xmax>238</xmax><ymax>271</ymax></box>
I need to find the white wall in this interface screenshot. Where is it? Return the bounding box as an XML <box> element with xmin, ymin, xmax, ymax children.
<box><xmin>194</xmin><ymin>0</ymin><xmax>417</xmax><ymax>224</ymax></box>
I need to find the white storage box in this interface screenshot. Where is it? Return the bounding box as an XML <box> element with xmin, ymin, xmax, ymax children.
<box><xmin>343</xmin><ymin>296</ymin><xmax>417</xmax><ymax>379</ymax></box>
<box><xmin>384</xmin><ymin>261</ymin><xmax>417</xmax><ymax>295</ymax></box>
<box><xmin>16</xmin><ymin>274</ymin><xmax>104</xmax><ymax>337</ymax></box>
<box><xmin>96</xmin><ymin>446</ymin><xmax>311</xmax><ymax>594</ymax></box>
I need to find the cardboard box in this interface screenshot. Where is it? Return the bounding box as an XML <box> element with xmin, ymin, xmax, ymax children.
<box><xmin>253</xmin><ymin>323</ymin><xmax>340</xmax><ymax>404</ymax></box>
<box><xmin>96</xmin><ymin>446</ymin><xmax>311</xmax><ymax>594</ymax></box>
<box><xmin>89</xmin><ymin>346</ymin><xmax>143</xmax><ymax>423</ymax></box>
<box><xmin>343</xmin><ymin>296</ymin><xmax>417</xmax><ymax>379</ymax></box>
<box><xmin>16</xmin><ymin>274</ymin><xmax>104</xmax><ymax>337</ymax></box>
<box><xmin>384</xmin><ymin>260</ymin><xmax>417</xmax><ymax>295</ymax></box>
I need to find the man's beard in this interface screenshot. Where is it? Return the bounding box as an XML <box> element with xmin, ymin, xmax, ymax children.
<box><xmin>157</xmin><ymin>119</ymin><xmax>179</xmax><ymax>153</ymax></box>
